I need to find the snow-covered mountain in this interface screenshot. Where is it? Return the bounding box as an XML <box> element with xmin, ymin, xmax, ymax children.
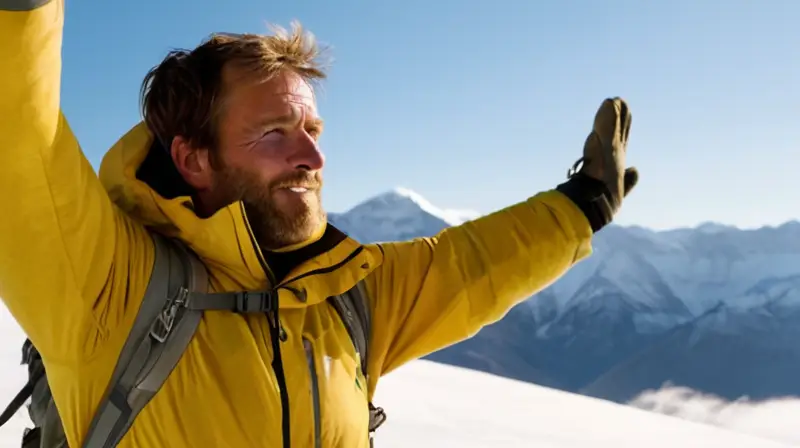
<box><xmin>328</xmin><ymin>187</ymin><xmax>478</xmax><ymax>243</ymax></box>
<box><xmin>329</xmin><ymin>187</ymin><xmax>800</xmax><ymax>408</ymax></box>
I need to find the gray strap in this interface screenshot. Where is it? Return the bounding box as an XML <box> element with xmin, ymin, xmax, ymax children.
<box><xmin>185</xmin><ymin>290</ymin><xmax>277</xmax><ymax>313</ymax></box>
<box><xmin>39</xmin><ymin>394</ymin><xmax>67</xmax><ymax>448</ymax></box>
<box><xmin>80</xmin><ymin>234</ymin><xmax>208</xmax><ymax>448</ymax></box>
<box><xmin>331</xmin><ymin>282</ymin><xmax>371</xmax><ymax>379</ymax></box>
<box><xmin>328</xmin><ymin>283</ymin><xmax>385</xmax><ymax>434</ymax></box>
<box><xmin>350</xmin><ymin>282</ymin><xmax>386</xmax><ymax>434</ymax></box>
<box><xmin>350</xmin><ymin>282</ymin><xmax>371</xmax><ymax>376</ymax></box>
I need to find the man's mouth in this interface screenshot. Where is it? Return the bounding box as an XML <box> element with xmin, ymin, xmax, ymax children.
<box><xmin>278</xmin><ymin>185</ymin><xmax>317</xmax><ymax>194</ymax></box>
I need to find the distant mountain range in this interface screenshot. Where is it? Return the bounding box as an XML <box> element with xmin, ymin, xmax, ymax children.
<box><xmin>329</xmin><ymin>188</ymin><xmax>800</xmax><ymax>405</ymax></box>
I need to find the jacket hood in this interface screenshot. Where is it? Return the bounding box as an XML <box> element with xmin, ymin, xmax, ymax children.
<box><xmin>98</xmin><ymin>121</ymin><xmax>375</xmax><ymax>307</ymax></box>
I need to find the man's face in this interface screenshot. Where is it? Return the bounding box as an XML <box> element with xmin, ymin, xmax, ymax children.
<box><xmin>212</xmin><ymin>68</ymin><xmax>326</xmax><ymax>251</ymax></box>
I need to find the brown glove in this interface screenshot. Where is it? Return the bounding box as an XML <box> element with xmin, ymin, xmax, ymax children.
<box><xmin>556</xmin><ymin>97</ymin><xmax>640</xmax><ymax>232</ymax></box>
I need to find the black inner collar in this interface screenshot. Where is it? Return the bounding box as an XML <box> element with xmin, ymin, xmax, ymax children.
<box><xmin>263</xmin><ymin>225</ymin><xmax>347</xmax><ymax>283</ymax></box>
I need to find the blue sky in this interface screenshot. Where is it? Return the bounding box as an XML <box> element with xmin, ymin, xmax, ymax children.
<box><xmin>61</xmin><ymin>0</ymin><xmax>799</xmax><ymax>230</ymax></box>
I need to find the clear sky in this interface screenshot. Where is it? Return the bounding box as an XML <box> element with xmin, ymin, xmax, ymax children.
<box><xmin>60</xmin><ymin>0</ymin><xmax>798</xmax><ymax>230</ymax></box>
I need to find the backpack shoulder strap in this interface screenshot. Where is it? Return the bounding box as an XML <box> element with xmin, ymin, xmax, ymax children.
<box><xmin>328</xmin><ymin>282</ymin><xmax>371</xmax><ymax>377</ymax></box>
<box><xmin>327</xmin><ymin>282</ymin><xmax>387</xmax><ymax>438</ymax></box>
<box><xmin>80</xmin><ymin>233</ymin><xmax>208</xmax><ymax>448</ymax></box>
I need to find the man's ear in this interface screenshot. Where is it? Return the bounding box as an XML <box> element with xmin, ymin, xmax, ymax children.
<box><xmin>170</xmin><ymin>136</ymin><xmax>213</xmax><ymax>191</ymax></box>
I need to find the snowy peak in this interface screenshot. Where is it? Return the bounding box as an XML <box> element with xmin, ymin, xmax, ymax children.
<box><xmin>329</xmin><ymin>187</ymin><xmax>479</xmax><ymax>243</ymax></box>
<box><xmin>372</xmin><ymin>187</ymin><xmax>478</xmax><ymax>226</ymax></box>
<box><xmin>695</xmin><ymin>221</ymin><xmax>739</xmax><ymax>234</ymax></box>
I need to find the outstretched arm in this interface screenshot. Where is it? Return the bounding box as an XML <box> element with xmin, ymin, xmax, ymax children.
<box><xmin>364</xmin><ymin>189</ymin><xmax>593</xmax><ymax>382</ymax></box>
<box><xmin>0</xmin><ymin>1</ymin><xmax>151</xmax><ymax>361</ymax></box>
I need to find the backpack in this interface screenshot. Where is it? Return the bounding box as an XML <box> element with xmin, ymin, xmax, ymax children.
<box><xmin>0</xmin><ymin>233</ymin><xmax>386</xmax><ymax>447</ymax></box>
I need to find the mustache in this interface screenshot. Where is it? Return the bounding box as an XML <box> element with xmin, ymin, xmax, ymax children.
<box><xmin>270</xmin><ymin>171</ymin><xmax>323</xmax><ymax>190</ymax></box>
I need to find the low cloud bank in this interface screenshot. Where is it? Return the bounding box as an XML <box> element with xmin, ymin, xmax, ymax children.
<box><xmin>630</xmin><ymin>385</ymin><xmax>800</xmax><ymax>445</ymax></box>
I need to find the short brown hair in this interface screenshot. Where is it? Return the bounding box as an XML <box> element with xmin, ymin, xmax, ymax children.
<box><xmin>140</xmin><ymin>22</ymin><xmax>327</xmax><ymax>153</ymax></box>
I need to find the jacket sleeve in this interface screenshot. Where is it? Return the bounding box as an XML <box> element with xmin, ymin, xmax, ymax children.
<box><xmin>363</xmin><ymin>190</ymin><xmax>593</xmax><ymax>383</ymax></box>
<box><xmin>0</xmin><ymin>1</ymin><xmax>152</xmax><ymax>362</ymax></box>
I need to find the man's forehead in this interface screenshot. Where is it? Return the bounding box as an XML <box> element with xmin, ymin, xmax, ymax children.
<box><xmin>253</xmin><ymin>73</ymin><xmax>318</xmax><ymax>120</ymax></box>
<box><xmin>270</xmin><ymin>76</ymin><xmax>317</xmax><ymax>111</ymax></box>
<box><xmin>223</xmin><ymin>83</ymin><xmax>319</xmax><ymax>139</ymax></box>
<box><xmin>225</xmin><ymin>73</ymin><xmax>322</xmax><ymax>134</ymax></box>
<box><xmin>223</xmin><ymin>66</ymin><xmax>317</xmax><ymax>109</ymax></box>
<box><xmin>270</xmin><ymin>72</ymin><xmax>315</xmax><ymax>98</ymax></box>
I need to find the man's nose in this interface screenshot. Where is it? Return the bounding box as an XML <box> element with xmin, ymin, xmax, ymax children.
<box><xmin>288</xmin><ymin>131</ymin><xmax>325</xmax><ymax>171</ymax></box>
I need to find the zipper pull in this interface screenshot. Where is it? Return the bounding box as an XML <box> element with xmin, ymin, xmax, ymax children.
<box><xmin>267</xmin><ymin>306</ymin><xmax>289</xmax><ymax>343</ymax></box>
<box><xmin>279</xmin><ymin>324</ymin><xmax>288</xmax><ymax>342</ymax></box>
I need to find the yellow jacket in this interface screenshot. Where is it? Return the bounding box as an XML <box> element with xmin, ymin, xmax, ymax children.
<box><xmin>0</xmin><ymin>2</ymin><xmax>593</xmax><ymax>447</ymax></box>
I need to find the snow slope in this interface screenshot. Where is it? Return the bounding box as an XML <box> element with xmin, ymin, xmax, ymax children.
<box><xmin>371</xmin><ymin>361</ymin><xmax>792</xmax><ymax>448</ymax></box>
<box><xmin>0</xmin><ymin>304</ymin><xmax>791</xmax><ymax>447</ymax></box>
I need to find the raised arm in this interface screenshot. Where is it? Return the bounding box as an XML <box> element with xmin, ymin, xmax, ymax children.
<box><xmin>0</xmin><ymin>1</ymin><xmax>149</xmax><ymax>361</ymax></box>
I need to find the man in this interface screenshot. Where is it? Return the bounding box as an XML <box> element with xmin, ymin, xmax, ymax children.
<box><xmin>0</xmin><ymin>1</ymin><xmax>638</xmax><ymax>447</ymax></box>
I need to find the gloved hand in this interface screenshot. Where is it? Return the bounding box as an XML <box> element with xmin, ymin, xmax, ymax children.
<box><xmin>556</xmin><ymin>97</ymin><xmax>640</xmax><ymax>232</ymax></box>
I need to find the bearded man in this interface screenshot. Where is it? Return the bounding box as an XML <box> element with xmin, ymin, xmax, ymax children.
<box><xmin>0</xmin><ymin>2</ymin><xmax>638</xmax><ymax>447</ymax></box>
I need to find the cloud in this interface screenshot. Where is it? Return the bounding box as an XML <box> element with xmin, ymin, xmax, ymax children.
<box><xmin>629</xmin><ymin>385</ymin><xmax>800</xmax><ymax>445</ymax></box>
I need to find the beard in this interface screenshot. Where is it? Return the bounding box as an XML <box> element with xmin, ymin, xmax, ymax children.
<box><xmin>214</xmin><ymin>164</ymin><xmax>326</xmax><ymax>251</ymax></box>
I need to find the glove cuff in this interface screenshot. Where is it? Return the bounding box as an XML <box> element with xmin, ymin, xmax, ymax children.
<box><xmin>556</xmin><ymin>173</ymin><xmax>614</xmax><ymax>233</ymax></box>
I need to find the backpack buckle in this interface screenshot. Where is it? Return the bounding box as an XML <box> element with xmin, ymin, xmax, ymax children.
<box><xmin>150</xmin><ymin>287</ymin><xmax>189</xmax><ymax>343</ymax></box>
<box><xmin>21</xmin><ymin>339</ymin><xmax>35</xmax><ymax>366</ymax></box>
<box><xmin>368</xmin><ymin>402</ymin><xmax>386</xmax><ymax>432</ymax></box>
<box><xmin>235</xmin><ymin>291</ymin><xmax>276</xmax><ymax>313</ymax></box>
<box><xmin>367</xmin><ymin>403</ymin><xmax>385</xmax><ymax>448</ymax></box>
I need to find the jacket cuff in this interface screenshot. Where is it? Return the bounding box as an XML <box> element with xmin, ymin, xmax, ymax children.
<box><xmin>555</xmin><ymin>173</ymin><xmax>613</xmax><ymax>233</ymax></box>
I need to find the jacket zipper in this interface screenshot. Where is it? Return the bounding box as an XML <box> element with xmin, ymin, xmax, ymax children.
<box><xmin>239</xmin><ymin>204</ymin><xmax>291</xmax><ymax>448</ymax></box>
<box><xmin>303</xmin><ymin>338</ymin><xmax>322</xmax><ymax>448</ymax></box>
<box><xmin>241</xmin><ymin>203</ymin><xmax>366</xmax><ymax>447</ymax></box>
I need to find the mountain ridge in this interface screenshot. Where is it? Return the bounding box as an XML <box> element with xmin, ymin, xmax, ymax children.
<box><xmin>331</xmin><ymin>187</ymin><xmax>800</xmax><ymax>234</ymax></box>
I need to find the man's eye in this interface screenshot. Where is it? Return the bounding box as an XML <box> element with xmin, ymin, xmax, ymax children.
<box><xmin>261</xmin><ymin>129</ymin><xmax>285</xmax><ymax>139</ymax></box>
